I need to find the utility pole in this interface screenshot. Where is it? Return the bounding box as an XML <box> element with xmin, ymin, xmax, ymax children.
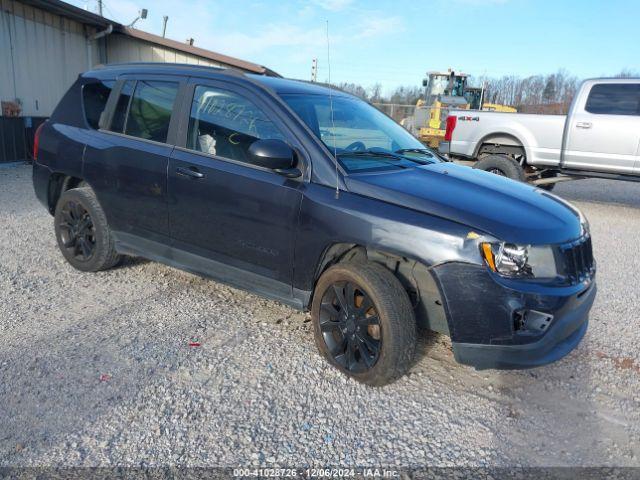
<box><xmin>162</xmin><ymin>16</ymin><xmax>168</xmax><ymax>37</ymax></box>
<box><xmin>311</xmin><ymin>58</ymin><xmax>318</xmax><ymax>82</ymax></box>
<box><xmin>97</xmin><ymin>0</ymin><xmax>103</xmax><ymax>16</ymax></box>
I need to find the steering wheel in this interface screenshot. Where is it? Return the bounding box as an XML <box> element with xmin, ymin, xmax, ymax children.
<box><xmin>345</xmin><ymin>141</ymin><xmax>366</xmax><ymax>152</ymax></box>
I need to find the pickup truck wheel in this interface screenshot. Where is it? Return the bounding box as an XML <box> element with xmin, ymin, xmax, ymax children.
<box><xmin>311</xmin><ymin>261</ymin><xmax>416</xmax><ymax>386</ymax></box>
<box><xmin>54</xmin><ymin>187</ymin><xmax>121</xmax><ymax>272</ymax></box>
<box><xmin>474</xmin><ymin>154</ymin><xmax>526</xmax><ymax>182</ymax></box>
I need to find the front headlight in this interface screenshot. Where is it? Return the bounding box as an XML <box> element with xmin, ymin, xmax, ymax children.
<box><xmin>480</xmin><ymin>242</ymin><xmax>558</xmax><ymax>278</ymax></box>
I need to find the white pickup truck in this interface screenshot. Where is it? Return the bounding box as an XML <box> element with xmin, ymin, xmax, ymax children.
<box><xmin>442</xmin><ymin>78</ymin><xmax>640</xmax><ymax>189</ymax></box>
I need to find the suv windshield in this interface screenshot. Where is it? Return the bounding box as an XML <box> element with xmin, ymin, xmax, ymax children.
<box><xmin>281</xmin><ymin>93</ymin><xmax>440</xmax><ymax>173</ymax></box>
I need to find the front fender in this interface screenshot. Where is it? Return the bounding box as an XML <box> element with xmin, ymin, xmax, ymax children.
<box><xmin>292</xmin><ymin>184</ymin><xmax>492</xmax><ymax>332</ymax></box>
<box><xmin>293</xmin><ymin>184</ymin><xmax>483</xmax><ymax>288</ymax></box>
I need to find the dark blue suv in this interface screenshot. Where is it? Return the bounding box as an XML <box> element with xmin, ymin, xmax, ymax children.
<box><xmin>32</xmin><ymin>63</ymin><xmax>596</xmax><ymax>385</ymax></box>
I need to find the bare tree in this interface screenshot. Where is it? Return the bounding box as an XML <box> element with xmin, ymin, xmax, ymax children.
<box><xmin>543</xmin><ymin>76</ymin><xmax>557</xmax><ymax>104</ymax></box>
<box><xmin>335</xmin><ymin>82</ymin><xmax>369</xmax><ymax>100</ymax></box>
<box><xmin>387</xmin><ymin>85</ymin><xmax>422</xmax><ymax>105</ymax></box>
<box><xmin>615</xmin><ymin>69</ymin><xmax>639</xmax><ymax>78</ymax></box>
<box><xmin>369</xmin><ymin>83</ymin><xmax>383</xmax><ymax>103</ymax></box>
<box><xmin>471</xmin><ymin>70</ymin><xmax>579</xmax><ymax>113</ymax></box>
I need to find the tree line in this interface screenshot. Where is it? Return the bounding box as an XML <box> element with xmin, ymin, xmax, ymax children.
<box><xmin>335</xmin><ymin>82</ymin><xmax>423</xmax><ymax>106</ymax></box>
<box><xmin>334</xmin><ymin>69</ymin><xmax>637</xmax><ymax>114</ymax></box>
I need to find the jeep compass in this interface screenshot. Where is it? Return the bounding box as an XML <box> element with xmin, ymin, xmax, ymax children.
<box><xmin>32</xmin><ymin>64</ymin><xmax>596</xmax><ymax>385</ymax></box>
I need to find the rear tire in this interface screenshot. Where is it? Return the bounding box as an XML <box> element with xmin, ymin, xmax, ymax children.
<box><xmin>474</xmin><ymin>154</ymin><xmax>526</xmax><ymax>182</ymax></box>
<box><xmin>311</xmin><ymin>261</ymin><xmax>416</xmax><ymax>386</ymax></box>
<box><xmin>54</xmin><ymin>187</ymin><xmax>121</xmax><ymax>272</ymax></box>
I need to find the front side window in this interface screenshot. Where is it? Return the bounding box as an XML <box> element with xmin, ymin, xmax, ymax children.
<box><xmin>186</xmin><ymin>85</ymin><xmax>285</xmax><ymax>164</ymax></box>
<box><xmin>124</xmin><ymin>81</ymin><xmax>179</xmax><ymax>142</ymax></box>
<box><xmin>82</xmin><ymin>80</ymin><xmax>114</xmax><ymax>129</ymax></box>
<box><xmin>281</xmin><ymin>93</ymin><xmax>438</xmax><ymax>173</ymax></box>
<box><xmin>585</xmin><ymin>83</ymin><xmax>640</xmax><ymax>116</ymax></box>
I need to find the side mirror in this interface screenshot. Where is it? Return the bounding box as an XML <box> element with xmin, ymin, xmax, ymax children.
<box><xmin>248</xmin><ymin>139</ymin><xmax>301</xmax><ymax>178</ymax></box>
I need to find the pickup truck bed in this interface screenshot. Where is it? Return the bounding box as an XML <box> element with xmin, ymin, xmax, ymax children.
<box><xmin>446</xmin><ymin>112</ymin><xmax>566</xmax><ymax>167</ymax></box>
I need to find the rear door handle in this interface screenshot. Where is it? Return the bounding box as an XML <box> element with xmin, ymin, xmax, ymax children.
<box><xmin>576</xmin><ymin>122</ymin><xmax>592</xmax><ymax>129</ymax></box>
<box><xmin>176</xmin><ymin>166</ymin><xmax>204</xmax><ymax>179</ymax></box>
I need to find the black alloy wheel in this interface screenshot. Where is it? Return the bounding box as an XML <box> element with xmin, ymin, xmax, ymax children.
<box><xmin>54</xmin><ymin>187</ymin><xmax>121</xmax><ymax>272</ymax></box>
<box><xmin>58</xmin><ymin>200</ymin><xmax>96</xmax><ymax>262</ymax></box>
<box><xmin>311</xmin><ymin>261</ymin><xmax>416</xmax><ymax>385</ymax></box>
<box><xmin>318</xmin><ymin>281</ymin><xmax>382</xmax><ymax>372</ymax></box>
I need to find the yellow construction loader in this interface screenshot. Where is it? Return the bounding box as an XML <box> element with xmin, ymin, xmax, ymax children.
<box><xmin>402</xmin><ymin>70</ymin><xmax>516</xmax><ymax>148</ymax></box>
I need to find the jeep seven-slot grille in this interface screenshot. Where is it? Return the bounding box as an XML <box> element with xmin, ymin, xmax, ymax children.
<box><xmin>560</xmin><ymin>235</ymin><xmax>595</xmax><ymax>285</ymax></box>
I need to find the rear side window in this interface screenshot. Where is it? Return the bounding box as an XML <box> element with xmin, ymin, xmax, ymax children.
<box><xmin>125</xmin><ymin>81</ymin><xmax>179</xmax><ymax>142</ymax></box>
<box><xmin>585</xmin><ymin>83</ymin><xmax>640</xmax><ymax>116</ymax></box>
<box><xmin>82</xmin><ymin>80</ymin><xmax>114</xmax><ymax>129</ymax></box>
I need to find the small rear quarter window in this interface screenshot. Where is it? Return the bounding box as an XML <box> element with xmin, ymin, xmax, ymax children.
<box><xmin>82</xmin><ymin>80</ymin><xmax>115</xmax><ymax>129</ymax></box>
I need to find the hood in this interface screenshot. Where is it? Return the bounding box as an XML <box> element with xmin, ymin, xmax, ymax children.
<box><xmin>344</xmin><ymin>162</ymin><xmax>583</xmax><ymax>245</ymax></box>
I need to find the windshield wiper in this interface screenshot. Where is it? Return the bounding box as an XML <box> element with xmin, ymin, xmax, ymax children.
<box><xmin>395</xmin><ymin>147</ymin><xmax>449</xmax><ymax>163</ymax></box>
<box><xmin>395</xmin><ymin>148</ymin><xmax>434</xmax><ymax>157</ymax></box>
<box><xmin>337</xmin><ymin>149</ymin><xmax>405</xmax><ymax>160</ymax></box>
<box><xmin>394</xmin><ymin>149</ymin><xmax>437</xmax><ymax>165</ymax></box>
<box><xmin>336</xmin><ymin>150</ymin><xmax>410</xmax><ymax>169</ymax></box>
<box><xmin>337</xmin><ymin>148</ymin><xmax>434</xmax><ymax>166</ymax></box>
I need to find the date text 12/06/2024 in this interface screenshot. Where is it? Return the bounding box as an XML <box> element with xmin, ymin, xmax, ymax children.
<box><xmin>233</xmin><ymin>468</ymin><xmax>400</xmax><ymax>478</ymax></box>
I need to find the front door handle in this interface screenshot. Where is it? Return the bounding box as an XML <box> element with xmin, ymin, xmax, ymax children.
<box><xmin>176</xmin><ymin>166</ymin><xmax>204</xmax><ymax>179</ymax></box>
<box><xmin>576</xmin><ymin>122</ymin><xmax>592</xmax><ymax>129</ymax></box>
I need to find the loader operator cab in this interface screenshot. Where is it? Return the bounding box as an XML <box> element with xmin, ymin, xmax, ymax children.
<box><xmin>422</xmin><ymin>70</ymin><xmax>469</xmax><ymax>105</ymax></box>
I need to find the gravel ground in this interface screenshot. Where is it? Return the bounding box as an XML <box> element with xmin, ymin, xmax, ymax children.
<box><xmin>1</xmin><ymin>163</ymin><xmax>640</xmax><ymax>468</ymax></box>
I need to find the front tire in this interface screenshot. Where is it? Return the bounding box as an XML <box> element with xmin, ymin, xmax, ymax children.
<box><xmin>311</xmin><ymin>261</ymin><xmax>416</xmax><ymax>386</ymax></box>
<box><xmin>474</xmin><ymin>154</ymin><xmax>525</xmax><ymax>182</ymax></box>
<box><xmin>54</xmin><ymin>187</ymin><xmax>121</xmax><ymax>272</ymax></box>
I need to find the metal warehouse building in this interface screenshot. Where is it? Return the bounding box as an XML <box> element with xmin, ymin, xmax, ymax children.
<box><xmin>0</xmin><ymin>0</ymin><xmax>278</xmax><ymax>162</ymax></box>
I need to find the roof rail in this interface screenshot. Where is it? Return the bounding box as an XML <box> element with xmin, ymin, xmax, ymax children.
<box><xmin>92</xmin><ymin>62</ymin><xmax>256</xmax><ymax>79</ymax></box>
<box><xmin>95</xmin><ymin>62</ymin><xmax>227</xmax><ymax>72</ymax></box>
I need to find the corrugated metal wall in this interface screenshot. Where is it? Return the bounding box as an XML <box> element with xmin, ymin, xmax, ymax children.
<box><xmin>0</xmin><ymin>0</ymin><xmax>246</xmax><ymax>161</ymax></box>
<box><xmin>106</xmin><ymin>35</ymin><xmax>224</xmax><ymax>67</ymax></box>
<box><xmin>0</xmin><ymin>0</ymin><xmax>99</xmax><ymax>117</ymax></box>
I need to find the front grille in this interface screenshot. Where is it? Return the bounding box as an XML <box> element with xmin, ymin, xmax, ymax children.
<box><xmin>560</xmin><ymin>235</ymin><xmax>595</xmax><ymax>285</ymax></box>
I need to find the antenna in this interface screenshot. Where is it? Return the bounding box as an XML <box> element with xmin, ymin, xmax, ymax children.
<box><xmin>326</xmin><ymin>21</ymin><xmax>339</xmax><ymax>199</ymax></box>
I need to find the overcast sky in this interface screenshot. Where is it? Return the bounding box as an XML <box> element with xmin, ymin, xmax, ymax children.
<box><xmin>69</xmin><ymin>0</ymin><xmax>640</xmax><ymax>94</ymax></box>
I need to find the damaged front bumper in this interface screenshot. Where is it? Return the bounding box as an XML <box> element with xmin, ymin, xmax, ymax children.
<box><xmin>431</xmin><ymin>262</ymin><xmax>596</xmax><ymax>370</ymax></box>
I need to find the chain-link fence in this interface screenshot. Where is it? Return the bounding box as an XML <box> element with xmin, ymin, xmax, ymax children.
<box><xmin>371</xmin><ymin>103</ymin><xmax>418</xmax><ymax>124</ymax></box>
